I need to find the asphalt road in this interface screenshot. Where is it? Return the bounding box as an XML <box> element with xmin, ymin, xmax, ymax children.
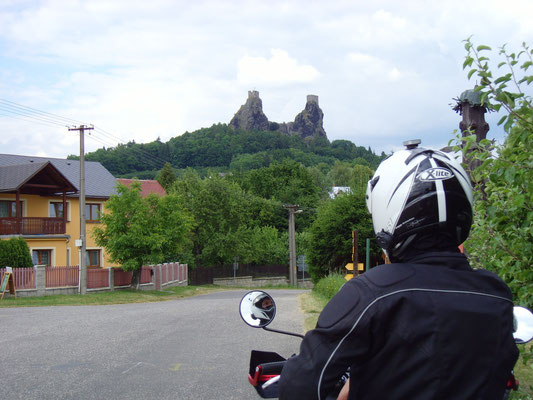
<box><xmin>0</xmin><ymin>289</ymin><xmax>308</xmax><ymax>400</ymax></box>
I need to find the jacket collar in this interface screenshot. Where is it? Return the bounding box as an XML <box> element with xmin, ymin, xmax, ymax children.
<box><xmin>405</xmin><ymin>251</ymin><xmax>472</xmax><ymax>271</ymax></box>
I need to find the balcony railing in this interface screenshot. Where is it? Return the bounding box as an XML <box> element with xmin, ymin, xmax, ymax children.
<box><xmin>0</xmin><ymin>217</ymin><xmax>66</xmax><ymax>235</ymax></box>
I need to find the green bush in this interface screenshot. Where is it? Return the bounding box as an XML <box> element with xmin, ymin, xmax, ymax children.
<box><xmin>313</xmin><ymin>273</ymin><xmax>346</xmax><ymax>300</ymax></box>
<box><xmin>458</xmin><ymin>39</ymin><xmax>533</xmax><ymax>310</ymax></box>
<box><xmin>306</xmin><ymin>192</ymin><xmax>377</xmax><ymax>282</ymax></box>
<box><xmin>0</xmin><ymin>237</ymin><xmax>33</xmax><ymax>268</ymax></box>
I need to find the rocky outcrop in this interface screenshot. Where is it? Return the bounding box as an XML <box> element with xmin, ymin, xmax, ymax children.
<box><xmin>290</xmin><ymin>95</ymin><xmax>326</xmax><ymax>139</ymax></box>
<box><xmin>229</xmin><ymin>91</ymin><xmax>269</xmax><ymax>132</ymax></box>
<box><xmin>229</xmin><ymin>91</ymin><xmax>328</xmax><ymax>141</ymax></box>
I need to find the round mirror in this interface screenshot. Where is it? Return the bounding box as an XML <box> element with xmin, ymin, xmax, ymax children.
<box><xmin>239</xmin><ymin>290</ymin><xmax>276</xmax><ymax>328</ymax></box>
<box><xmin>514</xmin><ymin>306</ymin><xmax>533</xmax><ymax>344</ymax></box>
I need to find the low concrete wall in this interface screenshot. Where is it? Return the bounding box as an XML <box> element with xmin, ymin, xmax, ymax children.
<box><xmin>11</xmin><ymin>279</ymin><xmax>187</xmax><ymax>297</ymax></box>
<box><xmin>299</xmin><ymin>279</ymin><xmax>314</xmax><ymax>289</ymax></box>
<box><xmin>14</xmin><ymin>287</ymin><xmax>78</xmax><ymax>297</ymax></box>
<box><xmin>213</xmin><ymin>276</ymin><xmax>255</xmax><ymax>287</ymax></box>
<box><xmin>213</xmin><ymin>276</ymin><xmax>313</xmax><ymax>288</ymax></box>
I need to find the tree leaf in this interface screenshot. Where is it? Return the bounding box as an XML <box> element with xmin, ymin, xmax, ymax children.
<box><xmin>463</xmin><ymin>57</ymin><xmax>474</xmax><ymax>69</ymax></box>
<box><xmin>476</xmin><ymin>45</ymin><xmax>492</xmax><ymax>52</ymax></box>
<box><xmin>467</xmin><ymin>69</ymin><xmax>478</xmax><ymax>79</ymax></box>
<box><xmin>497</xmin><ymin>115</ymin><xmax>507</xmax><ymax>126</ymax></box>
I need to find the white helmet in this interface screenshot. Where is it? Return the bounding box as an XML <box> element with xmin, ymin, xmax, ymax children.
<box><xmin>251</xmin><ymin>293</ymin><xmax>275</xmax><ymax>322</ymax></box>
<box><xmin>366</xmin><ymin>140</ymin><xmax>473</xmax><ymax>261</ymax></box>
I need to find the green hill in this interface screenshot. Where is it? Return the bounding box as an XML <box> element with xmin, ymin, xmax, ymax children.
<box><xmin>70</xmin><ymin>123</ymin><xmax>384</xmax><ymax>178</ymax></box>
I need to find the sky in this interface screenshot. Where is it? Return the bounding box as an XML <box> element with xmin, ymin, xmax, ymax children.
<box><xmin>0</xmin><ymin>0</ymin><xmax>532</xmax><ymax>163</ymax></box>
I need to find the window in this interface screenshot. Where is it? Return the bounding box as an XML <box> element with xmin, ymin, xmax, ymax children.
<box><xmin>85</xmin><ymin>203</ymin><xmax>101</xmax><ymax>222</ymax></box>
<box><xmin>86</xmin><ymin>249</ymin><xmax>101</xmax><ymax>268</ymax></box>
<box><xmin>0</xmin><ymin>200</ymin><xmax>21</xmax><ymax>217</ymax></box>
<box><xmin>49</xmin><ymin>201</ymin><xmax>68</xmax><ymax>219</ymax></box>
<box><xmin>32</xmin><ymin>250</ymin><xmax>52</xmax><ymax>266</ymax></box>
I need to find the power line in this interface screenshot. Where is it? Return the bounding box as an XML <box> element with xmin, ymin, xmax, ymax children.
<box><xmin>0</xmin><ymin>98</ymin><xmax>172</xmax><ymax>170</ymax></box>
<box><xmin>0</xmin><ymin>110</ymin><xmax>66</xmax><ymax>128</ymax></box>
<box><xmin>0</xmin><ymin>98</ymin><xmax>84</xmax><ymax>125</ymax></box>
<box><xmin>0</xmin><ymin>105</ymin><xmax>69</xmax><ymax>127</ymax></box>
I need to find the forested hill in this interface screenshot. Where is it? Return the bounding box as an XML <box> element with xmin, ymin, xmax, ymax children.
<box><xmin>70</xmin><ymin>123</ymin><xmax>385</xmax><ymax>178</ymax></box>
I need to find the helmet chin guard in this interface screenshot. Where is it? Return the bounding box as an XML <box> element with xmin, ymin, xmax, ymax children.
<box><xmin>366</xmin><ymin>140</ymin><xmax>473</xmax><ymax>261</ymax></box>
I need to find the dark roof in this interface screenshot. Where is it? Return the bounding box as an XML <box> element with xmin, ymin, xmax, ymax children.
<box><xmin>117</xmin><ymin>179</ymin><xmax>166</xmax><ymax>198</ymax></box>
<box><xmin>0</xmin><ymin>161</ymin><xmax>77</xmax><ymax>194</ymax></box>
<box><xmin>0</xmin><ymin>154</ymin><xmax>117</xmax><ymax>198</ymax></box>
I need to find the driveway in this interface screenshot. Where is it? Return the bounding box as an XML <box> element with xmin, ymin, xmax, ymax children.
<box><xmin>0</xmin><ymin>289</ymin><xmax>307</xmax><ymax>400</ymax></box>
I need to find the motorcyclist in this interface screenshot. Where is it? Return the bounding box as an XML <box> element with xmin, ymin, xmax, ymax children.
<box><xmin>278</xmin><ymin>140</ymin><xmax>519</xmax><ymax>400</ymax></box>
<box><xmin>251</xmin><ymin>293</ymin><xmax>276</xmax><ymax>325</ymax></box>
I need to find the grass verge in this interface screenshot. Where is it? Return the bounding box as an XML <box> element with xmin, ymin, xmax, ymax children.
<box><xmin>0</xmin><ymin>285</ymin><xmax>224</xmax><ymax>307</ymax></box>
<box><xmin>511</xmin><ymin>344</ymin><xmax>533</xmax><ymax>399</ymax></box>
<box><xmin>299</xmin><ymin>291</ymin><xmax>328</xmax><ymax>332</ymax></box>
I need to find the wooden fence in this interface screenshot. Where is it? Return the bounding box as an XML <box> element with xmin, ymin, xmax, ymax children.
<box><xmin>0</xmin><ymin>263</ymin><xmax>185</xmax><ymax>296</ymax></box>
<box><xmin>0</xmin><ymin>267</ymin><xmax>35</xmax><ymax>289</ymax></box>
<box><xmin>46</xmin><ymin>266</ymin><xmax>79</xmax><ymax>288</ymax></box>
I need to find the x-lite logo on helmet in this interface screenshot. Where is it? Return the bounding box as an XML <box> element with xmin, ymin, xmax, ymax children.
<box><xmin>416</xmin><ymin>167</ymin><xmax>453</xmax><ymax>182</ymax></box>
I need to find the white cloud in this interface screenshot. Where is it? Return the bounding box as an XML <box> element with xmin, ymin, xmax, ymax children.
<box><xmin>237</xmin><ymin>49</ymin><xmax>319</xmax><ymax>86</ymax></box>
<box><xmin>347</xmin><ymin>52</ymin><xmax>411</xmax><ymax>82</ymax></box>
<box><xmin>0</xmin><ymin>0</ymin><xmax>531</xmax><ymax>158</ymax></box>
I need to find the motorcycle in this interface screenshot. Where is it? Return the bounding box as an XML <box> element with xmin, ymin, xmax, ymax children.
<box><xmin>239</xmin><ymin>290</ymin><xmax>533</xmax><ymax>400</ymax></box>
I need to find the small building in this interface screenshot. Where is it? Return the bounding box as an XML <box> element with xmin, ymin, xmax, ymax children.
<box><xmin>0</xmin><ymin>154</ymin><xmax>117</xmax><ymax>268</ymax></box>
<box><xmin>116</xmin><ymin>179</ymin><xmax>166</xmax><ymax>197</ymax></box>
<box><xmin>329</xmin><ymin>186</ymin><xmax>352</xmax><ymax>199</ymax></box>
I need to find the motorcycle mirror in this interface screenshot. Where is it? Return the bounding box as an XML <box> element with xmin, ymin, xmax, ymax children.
<box><xmin>239</xmin><ymin>290</ymin><xmax>276</xmax><ymax>328</ymax></box>
<box><xmin>513</xmin><ymin>306</ymin><xmax>533</xmax><ymax>344</ymax></box>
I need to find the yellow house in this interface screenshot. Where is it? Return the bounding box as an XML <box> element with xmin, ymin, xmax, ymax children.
<box><xmin>0</xmin><ymin>154</ymin><xmax>117</xmax><ymax>268</ymax></box>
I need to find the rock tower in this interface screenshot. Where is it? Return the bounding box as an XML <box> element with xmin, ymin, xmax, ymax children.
<box><xmin>229</xmin><ymin>91</ymin><xmax>328</xmax><ymax>141</ymax></box>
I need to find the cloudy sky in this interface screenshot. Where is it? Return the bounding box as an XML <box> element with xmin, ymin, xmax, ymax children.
<box><xmin>1</xmin><ymin>0</ymin><xmax>532</xmax><ymax>162</ymax></box>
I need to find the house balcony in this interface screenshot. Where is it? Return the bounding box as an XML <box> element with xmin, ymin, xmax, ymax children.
<box><xmin>0</xmin><ymin>217</ymin><xmax>66</xmax><ymax>235</ymax></box>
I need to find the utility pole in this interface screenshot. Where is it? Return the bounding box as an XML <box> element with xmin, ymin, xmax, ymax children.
<box><xmin>69</xmin><ymin>124</ymin><xmax>93</xmax><ymax>295</ymax></box>
<box><xmin>285</xmin><ymin>205</ymin><xmax>300</xmax><ymax>286</ymax></box>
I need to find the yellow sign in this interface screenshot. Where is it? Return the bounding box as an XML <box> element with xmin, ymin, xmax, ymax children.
<box><xmin>357</xmin><ymin>263</ymin><xmax>364</xmax><ymax>272</ymax></box>
<box><xmin>345</xmin><ymin>263</ymin><xmax>355</xmax><ymax>280</ymax></box>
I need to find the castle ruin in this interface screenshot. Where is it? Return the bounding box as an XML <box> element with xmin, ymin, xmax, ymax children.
<box><xmin>229</xmin><ymin>91</ymin><xmax>327</xmax><ymax>141</ymax></box>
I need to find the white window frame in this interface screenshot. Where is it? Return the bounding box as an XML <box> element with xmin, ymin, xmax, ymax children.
<box><xmin>85</xmin><ymin>247</ymin><xmax>103</xmax><ymax>268</ymax></box>
<box><xmin>85</xmin><ymin>201</ymin><xmax>104</xmax><ymax>223</ymax></box>
<box><xmin>31</xmin><ymin>247</ymin><xmax>56</xmax><ymax>267</ymax></box>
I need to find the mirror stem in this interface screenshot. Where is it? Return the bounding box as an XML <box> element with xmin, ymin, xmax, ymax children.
<box><xmin>263</xmin><ymin>326</ymin><xmax>305</xmax><ymax>339</ymax></box>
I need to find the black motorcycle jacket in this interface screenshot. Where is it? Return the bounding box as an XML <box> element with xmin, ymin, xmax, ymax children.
<box><xmin>278</xmin><ymin>251</ymin><xmax>519</xmax><ymax>400</ymax></box>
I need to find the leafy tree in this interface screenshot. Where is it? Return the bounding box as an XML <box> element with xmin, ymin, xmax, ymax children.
<box><xmin>457</xmin><ymin>39</ymin><xmax>532</xmax><ymax>310</ymax></box>
<box><xmin>93</xmin><ymin>182</ymin><xmax>191</xmax><ymax>288</ymax></box>
<box><xmin>306</xmin><ymin>192</ymin><xmax>376</xmax><ymax>282</ymax></box>
<box><xmin>307</xmin><ymin>164</ymin><xmax>333</xmax><ymax>199</ymax></box>
<box><xmin>241</xmin><ymin>193</ymin><xmax>287</xmax><ymax>232</ymax></box>
<box><xmin>173</xmin><ymin>169</ymin><xmax>291</xmax><ymax>266</ymax></box>
<box><xmin>239</xmin><ymin>160</ymin><xmax>322</xmax><ymax>230</ymax></box>
<box><xmin>327</xmin><ymin>161</ymin><xmax>354</xmax><ymax>186</ymax></box>
<box><xmin>157</xmin><ymin>162</ymin><xmax>177</xmax><ymax>192</ymax></box>
<box><xmin>0</xmin><ymin>237</ymin><xmax>33</xmax><ymax>268</ymax></box>
<box><xmin>350</xmin><ymin>164</ymin><xmax>374</xmax><ymax>195</ymax></box>
<box><xmin>173</xmin><ymin>170</ymin><xmax>248</xmax><ymax>265</ymax></box>
<box><xmin>237</xmin><ymin>226</ymin><xmax>288</xmax><ymax>265</ymax></box>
